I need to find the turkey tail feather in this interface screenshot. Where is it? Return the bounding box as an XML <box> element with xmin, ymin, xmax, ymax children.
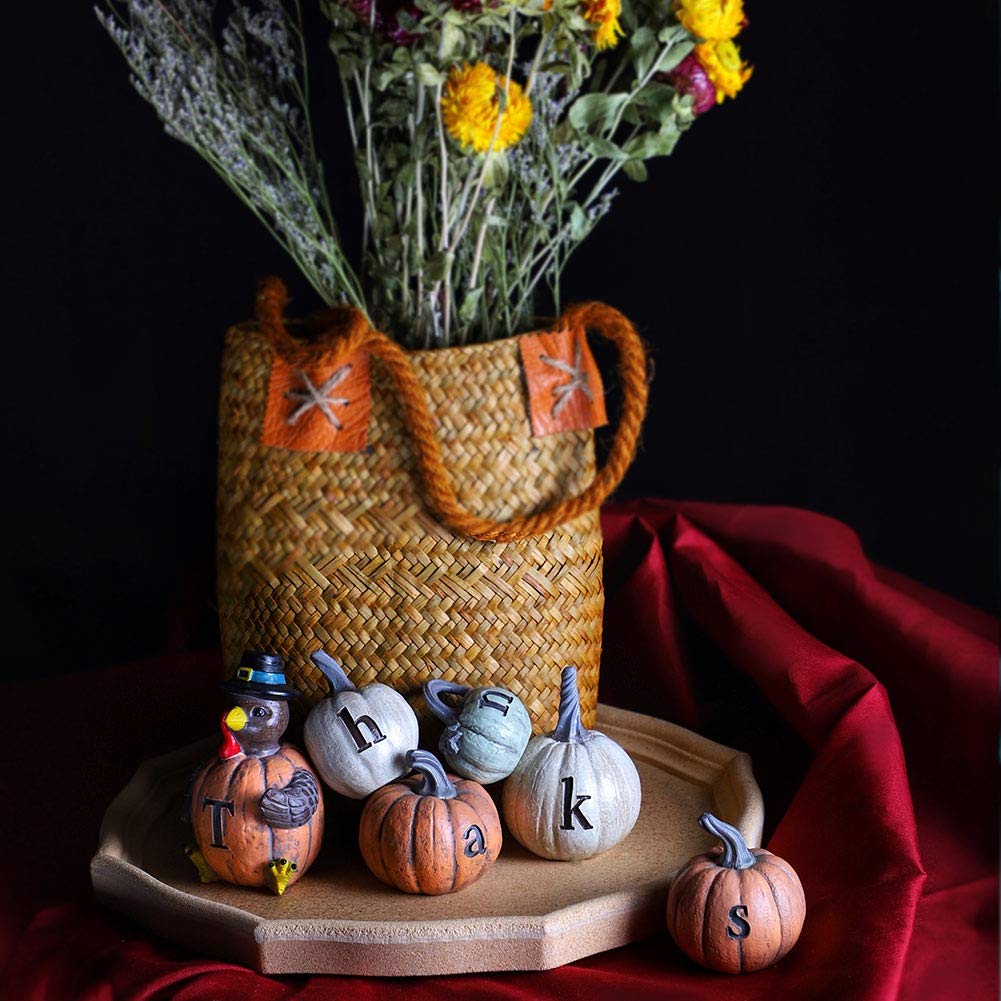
<box><xmin>260</xmin><ymin>768</ymin><xmax>320</xmax><ymax>829</ymax></box>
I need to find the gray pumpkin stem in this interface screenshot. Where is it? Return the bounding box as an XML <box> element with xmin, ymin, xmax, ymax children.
<box><xmin>310</xmin><ymin>650</ymin><xmax>356</xmax><ymax>695</ymax></box>
<box><xmin>552</xmin><ymin>666</ymin><xmax>588</xmax><ymax>743</ymax></box>
<box><xmin>699</xmin><ymin>813</ymin><xmax>757</xmax><ymax>870</ymax></box>
<box><xmin>442</xmin><ymin>724</ymin><xmax>463</xmax><ymax>757</ymax></box>
<box><xmin>407</xmin><ymin>749</ymin><xmax>458</xmax><ymax>799</ymax></box>
<box><xmin>423</xmin><ymin>679</ymin><xmax>470</xmax><ymax>725</ymax></box>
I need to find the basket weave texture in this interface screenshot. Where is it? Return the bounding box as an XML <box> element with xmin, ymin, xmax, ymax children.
<box><xmin>216</xmin><ymin>322</ymin><xmax>603</xmax><ymax>731</ymax></box>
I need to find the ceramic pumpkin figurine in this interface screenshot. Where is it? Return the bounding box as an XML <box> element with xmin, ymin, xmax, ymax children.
<box><xmin>666</xmin><ymin>813</ymin><xmax>806</xmax><ymax>973</ymax></box>
<box><xmin>359</xmin><ymin>749</ymin><xmax>501</xmax><ymax>894</ymax></box>
<box><xmin>502</xmin><ymin>666</ymin><xmax>641</xmax><ymax>861</ymax></box>
<box><xmin>303</xmin><ymin>650</ymin><xmax>419</xmax><ymax>799</ymax></box>
<box><xmin>423</xmin><ymin>679</ymin><xmax>532</xmax><ymax>784</ymax></box>
<box><xmin>185</xmin><ymin>651</ymin><xmax>324</xmax><ymax>895</ymax></box>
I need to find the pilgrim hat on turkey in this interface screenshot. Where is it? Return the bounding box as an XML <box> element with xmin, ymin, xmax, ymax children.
<box><xmin>221</xmin><ymin>650</ymin><xmax>301</xmax><ymax>701</ymax></box>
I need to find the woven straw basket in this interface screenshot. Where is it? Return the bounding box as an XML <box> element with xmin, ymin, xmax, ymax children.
<box><xmin>216</xmin><ymin>279</ymin><xmax>647</xmax><ymax>732</ymax></box>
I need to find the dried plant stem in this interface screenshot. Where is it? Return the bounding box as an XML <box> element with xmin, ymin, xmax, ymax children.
<box><xmin>103</xmin><ymin>0</ymin><xmax>706</xmax><ymax>347</ymax></box>
<box><xmin>99</xmin><ymin>0</ymin><xmax>366</xmax><ymax>312</ymax></box>
<box><xmin>413</xmin><ymin>85</ymin><xmax>428</xmax><ymax>345</ymax></box>
<box><xmin>432</xmin><ymin>79</ymin><xmax>454</xmax><ymax>342</ymax></box>
<box><xmin>468</xmin><ymin>195</ymin><xmax>495</xmax><ymax>292</ymax></box>
<box><xmin>524</xmin><ymin>33</ymin><xmax>549</xmax><ymax>96</ymax></box>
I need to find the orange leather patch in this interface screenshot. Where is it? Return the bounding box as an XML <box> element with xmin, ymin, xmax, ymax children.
<box><xmin>520</xmin><ymin>326</ymin><xmax>608</xmax><ymax>438</ymax></box>
<box><xmin>261</xmin><ymin>350</ymin><xmax>371</xmax><ymax>453</ymax></box>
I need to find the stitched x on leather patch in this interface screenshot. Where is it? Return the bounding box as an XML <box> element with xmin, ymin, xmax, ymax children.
<box><xmin>262</xmin><ymin>349</ymin><xmax>371</xmax><ymax>453</ymax></box>
<box><xmin>520</xmin><ymin>326</ymin><xmax>607</xmax><ymax>438</ymax></box>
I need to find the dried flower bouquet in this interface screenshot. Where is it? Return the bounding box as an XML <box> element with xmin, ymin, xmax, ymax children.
<box><xmin>99</xmin><ymin>0</ymin><xmax>750</xmax><ymax>347</ymax></box>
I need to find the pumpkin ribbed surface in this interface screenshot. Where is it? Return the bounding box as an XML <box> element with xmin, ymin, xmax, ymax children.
<box><xmin>359</xmin><ymin>771</ymin><xmax>501</xmax><ymax>894</ymax></box>
<box><xmin>503</xmin><ymin>731</ymin><xmax>641</xmax><ymax>860</ymax></box>
<box><xmin>190</xmin><ymin>746</ymin><xmax>324</xmax><ymax>888</ymax></box>
<box><xmin>667</xmin><ymin>847</ymin><xmax>806</xmax><ymax>973</ymax></box>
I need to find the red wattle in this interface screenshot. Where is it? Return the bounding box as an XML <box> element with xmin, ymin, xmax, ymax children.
<box><xmin>218</xmin><ymin>713</ymin><xmax>242</xmax><ymax>759</ymax></box>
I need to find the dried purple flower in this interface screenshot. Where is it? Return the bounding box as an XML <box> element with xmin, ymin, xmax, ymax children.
<box><xmin>665</xmin><ymin>54</ymin><xmax>716</xmax><ymax>115</ymax></box>
<box><xmin>384</xmin><ymin>5</ymin><xmax>421</xmax><ymax>45</ymax></box>
<box><xmin>342</xmin><ymin>0</ymin><xmax>422</xmax><ymax>44</ymax></box>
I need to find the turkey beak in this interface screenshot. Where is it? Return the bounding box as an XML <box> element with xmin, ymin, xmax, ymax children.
<box><xmin>225</xmin><ymin>706</ymin><xmax>247</xmax><ymax>731</ymax></box>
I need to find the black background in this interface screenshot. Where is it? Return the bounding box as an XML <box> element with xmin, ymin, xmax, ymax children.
<box><xmin>4</xmin><ymin>2</ymin><xmax>998</xmax><ymax>682</ymax></box>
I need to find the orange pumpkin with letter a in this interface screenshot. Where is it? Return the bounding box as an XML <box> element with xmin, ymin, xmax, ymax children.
<box><xmin>359</xmin><ymin>749</ymin><xmax>500</xmax><ymax>895</ymax></box>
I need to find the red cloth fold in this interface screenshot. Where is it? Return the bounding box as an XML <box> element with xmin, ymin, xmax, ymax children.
<box><xmin>1</xmin><ymin>500</ymin><xmax>996</xmax><ymax>1000</ymax></box>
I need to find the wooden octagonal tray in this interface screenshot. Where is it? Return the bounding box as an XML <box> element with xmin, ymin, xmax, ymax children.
<box><xmin>91</xmin><ymin>705</ymin><xmax>763</xmax><ymax>976</ymax></box>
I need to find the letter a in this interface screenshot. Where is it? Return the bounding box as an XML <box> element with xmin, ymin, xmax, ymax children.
<box><xmin>559</xmin><ymin>775</ymin><xmax>593</xmax><ymax>831</ymax></box>
<box><xmin>463</xmin><ymin>825</ymin><xmax>487</xmax><ymax>857</ymax></box>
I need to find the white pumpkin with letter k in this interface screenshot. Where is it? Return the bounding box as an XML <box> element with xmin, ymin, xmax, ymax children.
<box><xmin>503</xmin><ymin>666</ymin><xmax>642</xmax><ymax>861</ymax></box>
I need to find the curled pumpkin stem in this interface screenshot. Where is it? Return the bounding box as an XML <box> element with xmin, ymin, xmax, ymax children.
<box><xmin>699</xmin><ymin>812</ymin><xmax>757</xmax><ymax>870</ymax></box>
<box><xmin>423</xmin><ymin>679</ymin><xmax>470</xmax><ymax>724</ymax></box>
<box><xmin>407</xmin><ymin>749</ymin><xmax>458</xmax><ymax>799</ymax></box>
<box><xmin>552</xmin><ymin>666</ymin><xmax>589</xmax><ymax>743</ymax></box>
<box><xmin>310</xmin><ymin>650</ymin><xmax>356</xmax><ymax>694</ymax></box>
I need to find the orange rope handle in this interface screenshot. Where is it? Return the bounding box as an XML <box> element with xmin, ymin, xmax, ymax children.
<box><xmin>256</xmin><ymin>277</ymin><xmax>649</xmax><ymax>543</ymax></box>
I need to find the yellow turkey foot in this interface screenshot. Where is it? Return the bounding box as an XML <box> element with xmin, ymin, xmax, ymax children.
<box><xmin>183</xmin><ymin>843</ymin><xmax>220</xmax><ymax>884</ymax></box>
<box><xmin>267</xmin><ymin>857</ymin><xmax>298</xmax><ymax>896</ymax></box>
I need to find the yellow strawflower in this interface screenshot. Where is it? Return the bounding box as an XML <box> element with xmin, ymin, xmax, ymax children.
<box><xmin>675</xmin><ymin>0</ymin><xmax>745</xmax><ymax>42</ymax></box>
<box><xmin>582</xmin><ymin>0</ymin><xmax>624</xmax><ymax>50</ymax></box>
<box><xmin>441</xmin><ymin>63</ymin><xmax>533</xmax><ymax>154</ymax></box>
<box><xmin>695</xmin><ymin>39</ymin><xmax>752</xmax><ymax>102</ymax></box>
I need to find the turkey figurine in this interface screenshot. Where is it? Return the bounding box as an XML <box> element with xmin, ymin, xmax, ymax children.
<box><xmin>184</xmin><ymin>651</ymin><xmax>325</xmax><ymax>895</ymax></box>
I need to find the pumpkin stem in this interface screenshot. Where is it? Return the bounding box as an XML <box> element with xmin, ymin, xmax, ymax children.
<box><xmin>552</xmin><ymin>666</ymin><xmax>589</xmax><ymax>743</ymax></box>
<box><xmin>699</xmin><ymin>813</ymin><xmax>757</xmax><ymax>870</ymax></box>
<box><xmin>407</xmin><ymin>749</ymin><xmax>458</xmax><ymax>799</ymax></box>
<box><xmin>423</xmin><ymin>679</ymin><xmax>469</xmax><ymax>725</ymax></box>
<box><xmin>310</xmin><ymin>650</ymin><xmax>356</xmax><ymax>695</ymax></box>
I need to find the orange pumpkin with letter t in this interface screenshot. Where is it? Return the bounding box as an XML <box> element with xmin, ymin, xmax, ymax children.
<box><xmin>185</xmin><ymin>651</ymin><xmax>324</xmax><ymax>895</ymax></box>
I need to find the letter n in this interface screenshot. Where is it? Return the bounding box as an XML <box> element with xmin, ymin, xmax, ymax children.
<box><xmin>478</xmin><ymin>690</ymin><xmax>514</xmax><ymax>715</ymax></box>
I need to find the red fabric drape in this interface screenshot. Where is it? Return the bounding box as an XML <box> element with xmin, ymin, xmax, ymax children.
<box><xmin>1</xmin><ymin>500</ymin><xmax>996</xmax><ymax>1000</ymax></box>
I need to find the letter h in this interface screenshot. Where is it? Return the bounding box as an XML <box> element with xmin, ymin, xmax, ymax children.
<box><xmin>336</xmin><ymin>706</ymin><xmax>387</xmax><ymax>752</ymax></box>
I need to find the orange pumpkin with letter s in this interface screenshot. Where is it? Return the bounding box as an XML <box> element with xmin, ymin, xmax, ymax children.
<box><xmin>359</xmin><ymin>749</ymin><xmax>500</xmax><ymax>894</ymax></box>
<box><xmin>667</xmin><ymin>813</ymin><xmax>806</xmax><ymax>974</ymax></box>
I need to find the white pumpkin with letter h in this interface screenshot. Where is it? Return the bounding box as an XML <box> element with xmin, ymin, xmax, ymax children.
<box><xmin>303</xmin><ymin>650</ymin><xmax>420</xmax><ymax>799</ymax></box>
<box><xmin>503</xmin><ymin>666</ymin><xmax>642</xmax><ymax>860</ymax></box>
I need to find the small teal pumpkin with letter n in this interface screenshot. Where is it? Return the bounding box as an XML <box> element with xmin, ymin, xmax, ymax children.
<box><xmin>423</xmin><ymin>679</ymin><xmax>532</xmax><ymax>784</ymax></box>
